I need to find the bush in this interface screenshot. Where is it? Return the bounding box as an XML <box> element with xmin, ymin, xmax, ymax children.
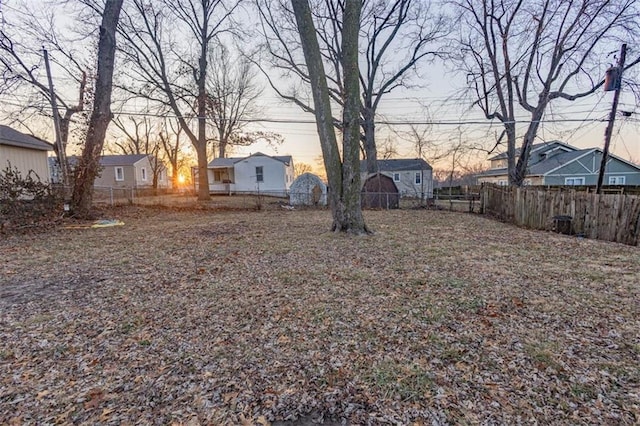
<box><xmin>0</xmin><ymin>164</ymin><xmax>63</xmax><ymax>231</ymax></box>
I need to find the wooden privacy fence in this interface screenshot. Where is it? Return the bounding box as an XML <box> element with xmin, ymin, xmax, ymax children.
<box><xmin>481</xmin><ymin>185</ymin><xmax>640</xmax><ymax>246</ymax></box>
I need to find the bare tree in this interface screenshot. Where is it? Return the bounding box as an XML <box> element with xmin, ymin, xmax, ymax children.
<box><xmin>457</xmin><ymin>0</ymin><xmax>640</xmax><ymax>186</ymax></box>
<box><xmin>0</xmin><ymin>6</ymin><xmax>88</xmax><ymax>176</ymax></box>
<box><xmin>116</xmin><ymin>0</ymin><xmax>239</xmax><ymax>201</ymax></box>
<box><xmin>378</xmin><ymin>135</ymin><xmax>400</xmax><ymax>160</ymax></box>
<box><xmin>206</xmin><ymin>44</ymin><xmax>282</xmax><ymax>158</ymax></box>
<box><xmin>293</xmin><ymin>161</ymin><xmax>313</xmax><ymax>177</ymax></box>
<box><xmin>72</xmin><ymin>0</ymin><xmax>124</xmax><ymax>216</ymax></box>
<box><xmin>256</xmin><ymin>0</ymin><xmax>448</xmax><ymax>173</ymax></box>
<box><xmin>112</xmin><ymin>115</ymin><xmax>160</xmax><ymax>155</ymax></box>
<box><xmin>291</xmin><ymin>0</ymin><xmax>368</xmax><ymax>233</ymax></box>
<box><xmin>159</xmin><ymin>118</ymin><xmax>188</xmax><ymax>189</ymax></box>
<box><xmin>110</xmin><ymin>115</ymin><xmax>167</xmax><ymax>189</ymax></box>
<box><xmin>395</xmin><ymin>123</ymin><xmax>445</xmax><ymax>163</ymax></box>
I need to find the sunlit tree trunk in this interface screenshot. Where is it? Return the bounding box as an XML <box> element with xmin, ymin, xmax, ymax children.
<box><xmin>72</xmin><ymin>0</ymin><xmax>123</xmax><ymax>217</ymax></box>
<box><xmin>291</xmin><ymin>0</ymin><xmax>368</xmax><ymax>233</ymax></box>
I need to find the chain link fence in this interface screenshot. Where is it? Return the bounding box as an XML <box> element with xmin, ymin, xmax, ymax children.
<box><xmin>83</xmin><ymin>187</ymin><xmax>440</xmax><ymax>211</ymax></box>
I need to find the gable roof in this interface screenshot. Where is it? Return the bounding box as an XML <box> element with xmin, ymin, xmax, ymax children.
<box><xmin>479</xmin><ymin>147</ymin><xmax>640</xmax><ymax>178</ymax></box>
<box><xmin>527</xmin><ymin>149</ymin><xmax>594</xmax><ymax>175</ymax></box>
<box><xmin>489</xmin><ymin>140</ymin><xmax>575</xmax><ymax>161</ymax></box>
<box><xmin>361</xmin><ymin>158</ymin><xmax>432</xmax><ymax>172</ymax></box>
<box><xmin>0</xmin><ymin>125</ymin><xmax>54</xmax><ymax>151</ymax></box>
<box><xmin>208</xmin><ymin>152</ymin><xmax>293</xmax><ymax>168</ymax></box>
<box><xmin>208</xmin><ymin>157</ymin><xmax>237</xmax><ymax>167</ymax></box>
<box><xmin>99</xmin><ymin>154</ymin><xmax>148</xmax><ymax>166</ymax></box>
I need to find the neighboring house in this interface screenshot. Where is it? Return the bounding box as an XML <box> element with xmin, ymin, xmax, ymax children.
<box><xmin>97</xmin><ymin>155</ymin><xmax>169</xmax><ymax>188</ymax></box>
<box><xmin>207</xmin><ymin>152</ymin><xmax>294</xmax><ymax>196</ymax></box>
<box><xmin>50</xmin><ymin>154</ymin><xmax>169</xmax><ymax>188</ymax></box>
<box><xmin>0</xmin><ymin>125</ymin><xmax>53</xmax><ymax>182</ymax></box>
<box><xmin>477</xmin><ymin>141</ymin><xmax>640</xmax><ymax>186</ymax></box>
<box><xmin>361</xmin><ymin>158</ymin><xmax>433</xmax><ymax>199</ymax></box>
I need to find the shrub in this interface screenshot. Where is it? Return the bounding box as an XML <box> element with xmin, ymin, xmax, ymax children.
<box><xmin>0</xmin><ymin>164</ymin><xmax>63</xmax><ymax>231</ymax></box>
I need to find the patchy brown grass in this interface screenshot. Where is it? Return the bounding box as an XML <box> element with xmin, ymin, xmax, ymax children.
<box><xmin>1</xmin><ymin>208</ymin><xmax>639</xmax><ymax>424</ymax></box>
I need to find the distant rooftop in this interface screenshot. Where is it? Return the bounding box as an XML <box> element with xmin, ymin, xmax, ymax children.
<box><xmin>208</xmin><ymin>152</ymin><xmax>293</xmax><ymax>167</ymax></box>
<box><xmin>489</xmin><ymin>140</ymin><xmax>573</xmax><ymax>160</ymax></box>
<box><xmin>99</xmin><ymin>154</ymin><xmax>148</xmax><ymax>166</ymax></box>
<box><xmin>361</xmin><ymin>158</ymin><xmax>432</xmax><ymax>172</ymax></box>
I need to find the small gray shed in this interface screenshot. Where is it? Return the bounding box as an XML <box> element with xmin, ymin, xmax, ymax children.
<box><xmin>289</xmin><ymin>173</ymin><xmax>327</xmax><ymax>206</ymax></box>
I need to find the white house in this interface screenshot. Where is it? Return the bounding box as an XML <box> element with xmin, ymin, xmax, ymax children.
<box><xmin>207</xmin><ymin>152</ymin><xmax>294</xmax><ymax>196</ymax></box>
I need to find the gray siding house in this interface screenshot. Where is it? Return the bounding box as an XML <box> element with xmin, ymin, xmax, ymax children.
<box><xmin>50</xmin><ymin>154</ymin><xmax>169</xmax><ymax>188</ymax></box>
<box><xmin>98</xmin><ymin>155</ymin><xmax>169</xmax><ymax>188</ymax></box>
<box><xmin>0</xmin><ymin>125</ymin><xmax>53</xmax><ymax>182</ymax></box>
<box><xmin>477</xmin><ymin>141</ymin><xmax>640</xmax><ymax>186</ymax></box>
<box><xmin>361</xmin><ymin>158</ymin><xmax>433</xmax><ymax>199</ymax></box>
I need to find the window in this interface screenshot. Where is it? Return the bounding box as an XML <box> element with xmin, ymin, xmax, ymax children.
<box><xmin>564</xmin><ymin>177</ymin><xmax>585</xmax><ymax>185</ymax></box>
<box><xmin>523</xmin><ymin>179</ymin><xmax>532</xmax><ymax>186</ymax></box>
<box><xmin>492</xmin><ymin>159</ymin><xmax>507</xmax><ymax>169</ymax></box>
<box><xmin>393</xmin><ymin>172</ymin><xmax>400</xmax><ymax>182</ymax></box>
<box><xmin>256</xmin><ymin>166</ymin><xmax>264</xmax><ymax>182</ymax></box>
<box><xmin>214</xmin><ymin>170</ymin><xmax>223</xmax><ymax>182</ymax></box>
<box><xmin>414</xmin><ymin>172</ymin><xmax>421</xmax><ymax>185</ymax></box>
<box><xmin>498</xmin><ymin>180</ymin><xmax>508</xmax><ymax>186</ymax></box>
<box><xmin>115</xmin><ymin>167</ymin><xmax>124</xmax><ymax>181</ymax></box>
<box><xmin>608</xmin><ymin>176</ymin><xmax>625</xmax><ymax>185</ymax></box>
<box><xmin>141</xmin><ymin>167</ymin><xmax>147</xmax><ymax>181</ymax></box>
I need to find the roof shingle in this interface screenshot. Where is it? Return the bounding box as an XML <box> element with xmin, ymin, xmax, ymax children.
<box><xmin>361</xmin><ymin>158</ymin><xmax>432</xmax><ymax>172</ymax></box>
<box><xmin>0</xmin><ymin>125</ymin><xmax>53</xmax><ymax>151</ymax></box>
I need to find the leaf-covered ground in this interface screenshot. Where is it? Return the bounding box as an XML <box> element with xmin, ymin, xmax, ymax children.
<box><xmin>1</xmin><ymin>207</ymin><xmax>639</xmax><ymax>424</ymax></box>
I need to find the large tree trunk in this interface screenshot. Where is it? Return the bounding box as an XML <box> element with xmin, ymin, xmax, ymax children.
<box><xmin>362</xmin><ymin>106</ymin><xmax>378</xmax><ymax>174</ymax></box>
<box><xmin>218</xmin><ymin>127</ymin><xmax>227</xmax><ymax>158</ymax></box>
<box><xmin>336</xmin><ymin>0</ymin><xmax>366</xmax><ymax>232</ymax></box>
<box><xmin>71</xmin><ymin>0</ymin><xmax>123</xmax><ymax>217</ymax></box>
<box><xmin>505</xmin><ymin>122</ymin><xmax>516</xmax><ymax>185</ymax></box>
<box><xmin>171</xmin><ymin>161</ymin><xmax>179</xmax><ymax>188</ymax></box>
<box><xmin>514</xmin><ymin>106</ymin><xmax>545</xmax><ymax>186</ymax></box>
<box><xmin>291</xmin><ymin>0</ymin><xmax>368</xmax><ymax>234</ymax></box>
<box><xmin>196</xmin><ymin>35</ymin><xmax>210</xmax><ymax>201</ymax></box>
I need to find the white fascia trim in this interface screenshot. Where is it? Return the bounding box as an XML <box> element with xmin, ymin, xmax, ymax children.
<box><xmin>543</xmin><ymin>149</ymin><xmax>596</xmax><ymax>176</ymax></box>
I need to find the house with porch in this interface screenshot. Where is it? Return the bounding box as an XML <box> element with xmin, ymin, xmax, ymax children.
<box><xmin>207</xmin><ymin>152</ymin><xmax>294</xmax><ymax>196</ymax></box>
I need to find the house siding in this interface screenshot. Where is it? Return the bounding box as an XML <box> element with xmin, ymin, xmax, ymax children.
<box><xmin>230</xmin><ymin>155</ymin><xmax>293</xmax><ymax>196</ymax></box>
<box><xmin>390</xmin><ymin>170</ymin><xmax>433</xmax><ymax>198</ymax></box>
<box><xmin>93</xmin><ymin>157</ymin><xmax>169</xmax><ymax>188</ymax></box>
<box><xmin>360</xmin><ymin>169</ymin><xmax>433</xmax><ymax>199</ymax></box>
<box><xmin>96</xmin><ymin>165</ymin><xmax>137</xmax><ymax>188</ymax></box>
<box><xmin>544</xmin><ymin>152</ymin><xmax>640</xmax><ymax>185</ymax></box>
<box><xmin>0</xmin><ymin>145</ymin><xmax>51</xmax><ymax>183</ymax></box>
<box><xmin>478</xmin><ymin>175</ymin><xmax>544</xmax><ymax>186</ymax></box>
<box><xmin>479</xmin><ymin>149</ymin><xmax>640</xmax><ymax>186</ymax></box>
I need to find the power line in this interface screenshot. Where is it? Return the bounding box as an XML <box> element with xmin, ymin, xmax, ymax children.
<box><xmin>97</xmin><ymin>110</ymin><xmax>610</xmax><ymax>126</ymax></box>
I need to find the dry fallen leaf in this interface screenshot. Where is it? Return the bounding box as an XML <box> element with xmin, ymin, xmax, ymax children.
<box><xmin>1</xmin><ymin>207</ymin><xmax>638</xmax><ymax>425</ymax></box>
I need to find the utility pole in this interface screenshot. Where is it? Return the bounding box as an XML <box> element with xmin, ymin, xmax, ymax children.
<box><xmin>43</xmin><ymin>47</ymin><xmax>70</xmax><ymax>187</ymax></box>
<box><xmin>596</xmin><ymin>43</ymin><xmax>627</xmax><ymax>194</ymax></box>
